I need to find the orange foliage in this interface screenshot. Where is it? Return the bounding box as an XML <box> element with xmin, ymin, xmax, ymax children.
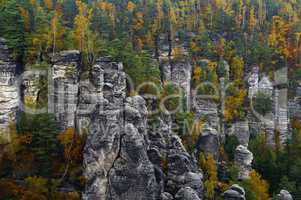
<box><xmin>19</xmin><ymin>7</ymin><xmax>30</xmax><ymax>32</ymax></box>
<box><xmin>58</xmin><ymin>128</ymin><xmax>85</xmax><ymax>162</ymax></box>
<box><xmin>249</xmin><ymin>170</ymin><xmax>270</xmax><ymax>200</ymax></box>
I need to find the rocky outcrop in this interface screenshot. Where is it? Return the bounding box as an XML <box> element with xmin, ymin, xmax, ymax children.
<box><xmin>161</xmin><ymin>60</ymin><xmax>192</xmax><ymax>109</ymax></box>
<box><xmin>274</xmin><ymin>88</ymin><xmax>289</xmax><ymax>144</ymax></box>
<box><xmin>82</xmin><ymin>56</ymin><xmax>204</xmax><ymax>199</ymax></box>
<box><xmin>49</xmin><ymin>50</ymin><xmax>80</xmax><ymax>130</ymax></box>
<box><xmin>278</xmin><ymin>190</ymin><xmax>293</xmax><ymax>200</ymax></box>
<box><xmin>165</xmin><ymin>134</ymin><xmax>203</xmax><ymax>198</ymax></box>
<box><xmin>0</xmin><ymin>38</ymin><xmax>19</xmax><ymax>135</ymax></box>
<box><xmin>234</xmin><ymin>145</ymin><xmax>253</xmax><ymax>180</ymax></box>
<box><xmin>227</xmin><ymin>121</ymin><xmax>250</xmax><ymax>146</ymax></box>
<box><xmin>247</xmin><ymin>66</ymin><xmax>259</xmax><ymax>99</ymax></box>
<box><xmin>83</xmin><ymin>59</ymin><xmax>161</xmax><ymax>200</ymax></box>
<box><xmin>192</xmin><ymin>98</ymin><xmax>219</xmax><ymax>132</ymax></box>
<box><xmin>222</xmin><ymin>184</ymin><xmax>246</xmax><ymax>200</ymax></box>
<box><xmin>175</xmin><ymin>187</ymin><xmax>201</xmax><ymax>200</ymax></box>
<box><xmin>195</xmin><ymin>123</ymin><xmax>219</xmax><ymax>159</ymax></box>
<box><xmin>22</xmin><ymin>71</ymin><xmax>42</xmax><ymax>110</ymax></box>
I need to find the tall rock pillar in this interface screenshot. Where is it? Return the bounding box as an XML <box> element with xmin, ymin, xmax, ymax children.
<box><xmin>0</xmin><ymin>38</ymin><xmax>19</xmax><ymax>137</ymax></box>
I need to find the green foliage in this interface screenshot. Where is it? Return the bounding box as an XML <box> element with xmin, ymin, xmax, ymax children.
<box><xmin>224</xmin><ymin>135</ymin><xmax>239</xmax><ymax>161</ymax></box>
<box><xmin>17</xmin><ymin>113</ymin><xmax>59</xmax><ymax>175</ymax></box>
<box><xmin>104</xmin><ymin>39</ymin><xmax>161</xmax><ymax>88</ymax></box>
<box><xmin>0</xmin><ymin>0</ymin><xmax>26</xmax><ymax>57</ymax></box>
<box><xmin>253</xmin><ymin>92</ymin><xmax>273</xmax><ymax>116</ymax></box>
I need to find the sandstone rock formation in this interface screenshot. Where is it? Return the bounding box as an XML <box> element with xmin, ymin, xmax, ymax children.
<box><xmin>0</xmin><ymin>38</ymin><xmax>19</xmax><ymax>135</ymax></box>
<box><xmin>196</xmin><ymin>123</ymin><xmax>219</xmax><ymax>159</ymax></box>
<box><xmin>49</xmin><ymin>50</ymin><xmax>80</xmax><ymax>130</ymax></box>
<box><xmin>234</xmin><ymin>145</ymin><xmax>253</xmax><ymax>180</ymax></box>
<box><xmin>83</xmin><ymin>57</ymin><xmax>203</xmax><ymax>200</ymax></box>
<box><xmin>222</xmin><ymin>184</ymin><xmax>246</xmax><ymax>200</ymax></box>
<box><xmin>228</xmin><ymin>121</ymin><xmax>250</xmax><ymax>146</ymax></box>
<box><xmin>278</xmin><ymin>190</ymin><xmax>293</xmax><ymax>200</ymax></box>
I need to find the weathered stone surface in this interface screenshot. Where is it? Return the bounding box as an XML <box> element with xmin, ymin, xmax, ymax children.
<box><xmin>175</xmin><ymin>187</ymin><xmax>201</xmax><ymax>200</ymax></box>
<box><xmin>83</xmin><ymin>58</ymin><xmax>161</xmax><ymax>200</ymax></box>
<box><xmin>274</xmin><ymin>89</ymin><xmax>289</xmax><ymax>144</ymax></box>
<box><xmin>195</xmin><ymin>123</ymin><xmax>219</xmax><ymax>159</ymax></box>
<box><xmin>161</xmin><ymin>60</ymin><xmax>192</xmax><ymax>109</ymax></box>
<box><xmin>258</xmin><ymin>75</ymin><xmax>273</xmax><ymax>97</ymax></box>
<box><xmin>235</xmin><ymin>145</ymin><xmax>253</xmax><ymax>180</ymax></box>
<box><xmin>22</xmin><ymin>71</ymin><xmax>42</xmax><ymax>110</ymax></box>
<box><xmin>49</xmin><ymin>50</ymin><xmax>80</xmax><ymax>130</ymax></box>
<box><xmin>161</xmin><ymin>192</ymin><xmax>174</xmax><ymax>200</ymax></box>
<box><xmin>227</xmin><ymin>121</ymin><xmax>250</xmax><ymax>146</ymax></box>
<box><xmin>107</xmin><ymin>123</ymin><xmax>159</xmax><ymax>200</ymax></box>
<box><xmin>278</xmin><ymin>190</ymin><xmax>293</xmax><ymax>200</ymax></box>
<box><xmin>192</xmin><ymin>98</ymin><xmax>219</xmax><ymax>131</ymax></box>
<box><xmin>222</xmin><ymin>184</ymin><xmax>246</xmax><ymax>200</ymax></box>
<box><xmin>248</xmin><ymin>66</ymin><xmax>259</xmax><ymax>99</ymax></box>
<box><xmin>0</xmin><ymin>38</ymin><xmax>19</xmax><ymax>135</ymax></box>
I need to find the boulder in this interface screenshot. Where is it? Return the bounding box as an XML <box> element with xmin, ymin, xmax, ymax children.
<box><xmin>222</xmin><ymin>184</ymin><xmax>246</xmax><ymax>200</ymax></box>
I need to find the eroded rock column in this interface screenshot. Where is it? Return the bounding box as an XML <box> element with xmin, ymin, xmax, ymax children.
<box><xmin>0</xmin><ymin>38</ymin><xmax>19</xmax><ymax>136</ymax></box>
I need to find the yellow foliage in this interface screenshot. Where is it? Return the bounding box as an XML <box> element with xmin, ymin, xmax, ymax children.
<box><xmin>173</xmin><ymin>47</ymin><xmax>184</xmax><ymax>60</ymax></box>
<box><xmin>201</xmin><ymin>154</ymin><xmax>218</xmax><ymax>199</ymax></box>
<box><xmin>249</xmin><ymin>7</ymin><xmax>257</xmax><ymax>31</ymax></box>
<box><xmin>66</xmin><ymin>191</ymin><xmax>81</xmax><ymax>200</ymax></box>
<box><xmin>152</xmin><ymin>0</ymin><xmax>163</xmax><ymax>33</ymax></box>
<box><xmin>208</xmin><ymin>61</ymin><xmax>218</xmax><ymax>71</ymax></box>
<box><xmin>191</xmin><ymin>120</ymin><xmax>204</xmax><ymax>143</ymax></box>
<box><xmin>19</xmin><ymin>7</ymin><xmax>30</xmax><ymax>32</ymax></box>
<box><xmin>43</xmin><ymin>0</ymin><xmax>53</xmax><ymax>10</ymax></box>
<box><xmin>224</xmin><ymin>89</ymin><xmax>246</xmax><ymax>122</ymax></box>
<box><xmin>249</xmin><ymin>170</ymin><xmax>270</xmax><ymax>200</ymax></box>
<box><xmin>231</xmin><ymin>56</ymin><xmax>244</xmax><ymax>82</ymax></box>
<box><xmin>25</xmin><ymin>176</ymin><xmax>48</xmax><ymax>195</ymax></box>
<box><xmin>127</xmin><ymin>1</ymin><xmax>136</xmax><ymax>12</ymax></box>
<box><xmin>133</xmin><ymin>12</ymin><xmax>144</xmax><ymax>32</ymax></box>
<box><xmin>58</xmin><ymin>128</ymin><xmax>85</xmax><ymax>162</ymax></box>
<box><xmin>268</xmin><ymin>16</ymin><xmax>292</xmax><ymax>59</ymax></box>
<box><xmin>98</xmin><ymin>1</ymin><xmax>116</xmax><ymax>30</ymax></box>
<box><xmin>74</xmin><ymin>0</ymin><xmax>92</xmax><ymax>52</ymax></box>
<box><xmin>192</xmin><ymin>67</ymin><xmax>203</xmax><ymax>84</ymax></box>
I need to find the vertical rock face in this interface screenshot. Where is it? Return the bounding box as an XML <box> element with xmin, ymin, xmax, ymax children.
<box><xmin>162</xmin><ymin>60</ymin><xmax>192</xmax><ymax>108</ymax></box>
<box><xmin>222</xmin><ymin>184</ymin><xmax>246</xmax><ymax>200</ymax></box>
<box><xmin>228</xmin><ymin>121</ymin><xmax>250</xmax><ymax>146</ymax></box>
<box><xmin>165</xmin><ymin>134</ymin><xmax>203</xmax><ymax>198</ymax></box>
<box><xmin>22</xmin><ymin>71</ymin><xmax>41</xmax><ymax>109</ymax></box>
<box><xmin>274</xmin><ymin>89</ymin><xmax>289</xmax><ymax>144</ymax></box>
<box><xmin>0</xmin><ymin>38</ymin><xmax>19</xmax><ymax>134</ymax></box>
<box><xmin>258</xmin><ymin>76</ymin><xmax>273</xmax><ymax>97</ymax></box>
<box><xmin>234</xmin><ymin>145</ymin><xmax>253</xmax><ymax>180</ymax></box>
<box><xmin>192</xmin><ymin>98</ymin><xmax>219</xmax><ymax>131</ymax></box>
<box><xmin>248</xmin><ymin>66</ymin><xmax>259</xmax><ymax>98</ymax></box>
<box><xmin>196</xmin><ymin>123</ymin><xmax>219</xmax><ymax>159</ymax></box>
<box><xmin>83</xmin><ymin>58</ymin><xmax>203</xmax><ymax>200</ymax></box>
<box><xmin>83</xmin><ymin>58</ymin><xmax>126</xmax><ymax>199</ymax></box>
<box><xmin>83</xmin><ymin>59</ymin><xmax>161</xmax><ymax>200</ymax></box>
<box><xmin>49</xmin><ymin>50</ymin><xmax>80</xmax><ymax>130</ymax></box>
<box><xmin>171</xmin><ymin>61</ymin><xmax>192</xmax><ymax>107</ymax></box>
<box><xmin>147</xmin><ymin>114</ymin><xmax>203</xmax><ymax>199</ymax></box>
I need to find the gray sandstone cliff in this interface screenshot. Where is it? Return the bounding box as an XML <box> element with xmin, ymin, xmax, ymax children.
<box><xmin>0</xmin><ymin>38</ymin><xmax>19</xmax><ymax>136</ymax></box>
